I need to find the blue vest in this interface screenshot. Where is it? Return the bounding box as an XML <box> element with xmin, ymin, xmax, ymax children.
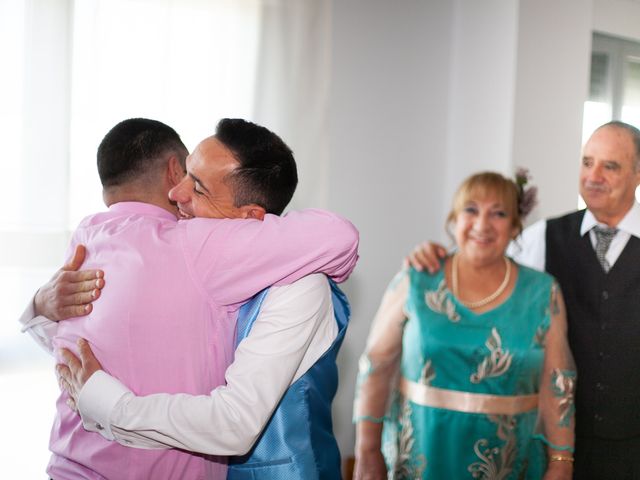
<box><xmin>227</xmin><ymin>279</ymin><xmax>350</xmax><ymax>480</ymax></box>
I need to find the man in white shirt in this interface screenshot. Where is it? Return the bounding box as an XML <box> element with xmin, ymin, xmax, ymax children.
<box><xmin>22</xmin><ymin>117</ymin><xmax>357</xmax><ymax>479</ymax></box>
<box><xmin>409</xmin><ymin>121</ymin><xmax>640</xmax><ymax>479</ymax></box>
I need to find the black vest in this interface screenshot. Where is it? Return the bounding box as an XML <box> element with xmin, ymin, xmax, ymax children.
<box><xmin>546</xmin><ymin>210</ymin><xmax>640</xmax><ymax>439</ymax></box>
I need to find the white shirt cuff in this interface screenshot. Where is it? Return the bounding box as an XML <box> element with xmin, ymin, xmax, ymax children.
<box><xmin>18</xmin><ymin>295</ymin><xmax>58</xmax><ymax>354</ymax></box>
<box><xmin>78</xmin><ymin>370</ymin><xmax>132</xmax><ymax>441</ymax></box>
<box><xmin>20</xmin><ymin>314</ymin><xmax>55</xmax><ymax>332</ymax></box>
<box><xmin>18</xmin><ymin>297</ymin><xmax>36</xmax><ymax>329</ymax></box>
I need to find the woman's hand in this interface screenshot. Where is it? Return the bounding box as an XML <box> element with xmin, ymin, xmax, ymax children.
<box><xmin>542</xmin><ymin>459</ymin><xmax>573</xmax><ymax>480</ymax></box>
<box><xmin>353</xmin><ymin>450</ymin><xmax>387</xmax><ymax>480</ymax></box>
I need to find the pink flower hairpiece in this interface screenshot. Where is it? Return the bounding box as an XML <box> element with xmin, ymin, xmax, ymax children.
<box><xmin>515</xmin><ymin>167</ymin><xmax>538</xmax><ymax>220</ymax></box>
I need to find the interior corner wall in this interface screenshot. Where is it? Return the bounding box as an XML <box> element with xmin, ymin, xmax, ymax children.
<box><xmin>444</xmin><ymin>0</ymin><xmax>520</xmax><ymax>216</ymax></box>
<box><xmin>510</xmin><ymin>0</ymin><xmax>593</xmax><ymax>224</ymax></box>
<box><xmin>328</xmin><ymin>0</ymin><xmax>454</xmax><ymax>460</ymax></box>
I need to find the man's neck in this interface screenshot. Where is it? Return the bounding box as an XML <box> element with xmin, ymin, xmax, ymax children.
<box><xmin>591</xmin><ymin>202</ymin><xmax>634</xmax><ymax>228</ymax></box>
<box><xmin>103</xmin><ymin>187</ymin><xmax>178</xmax><ymax>218</ymax></box>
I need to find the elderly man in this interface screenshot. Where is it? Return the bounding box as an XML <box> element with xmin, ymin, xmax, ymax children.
<box><xmin>21</xmin><ymin>117</ymin><xmax>358</xmax><ymax>479</ymax></box>
<box><xmin>408</xmin><ymin>121</ymin><xmax>640</xmax><ymax>479</ymax></box>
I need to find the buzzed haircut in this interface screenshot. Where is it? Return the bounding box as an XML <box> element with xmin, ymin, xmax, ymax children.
<box><xmin>216</xmin><ymin>118</ymin><xmax>298</xmax><ymax>215</ymax></box>
<box><xmin>97</xmin><ymin>118</ymin><xmax>188</xmax><ymax>188</ymax></box>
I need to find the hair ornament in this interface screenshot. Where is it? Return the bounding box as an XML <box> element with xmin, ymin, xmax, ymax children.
<box><xmin>515</xmin><ymin>167</ymin><xmax>538</xmax><ymax>220</ymax></box>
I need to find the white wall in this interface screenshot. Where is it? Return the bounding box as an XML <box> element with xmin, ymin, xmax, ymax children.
<box><xmin>328</xmin><ymin>0</ymin><xmax>454</xmax><ymax>456</ymax></box>
<box><xmin>328</xmin><ymin>0</ymin><xmax>617</xmax><ymax>463</ymax></box>
<box><xmin>511</xmin><ymin>0</ymin><xmax>592</xmax><ymax>224</ymax></box>
<box><xmin>593</xmin><ymin>0</ymin><xmax>640</xmax><ymax>41</ymax></box>
<box><xmin>445</xmin><ymin>0</ymin><xmax>519</xmax><ymax>208</ymax></box>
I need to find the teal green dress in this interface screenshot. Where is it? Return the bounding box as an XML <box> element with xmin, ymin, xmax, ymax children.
<box><xmin>381</xmin><ymin>265</ymin><xmax>560</xmax><ymax>479</ymax></box>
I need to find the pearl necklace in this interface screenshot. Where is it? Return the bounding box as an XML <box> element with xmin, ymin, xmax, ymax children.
<box><xmin>451</xmin><ymin>254</ymin><xmax>511</xmax><ymax>309</ymax></box>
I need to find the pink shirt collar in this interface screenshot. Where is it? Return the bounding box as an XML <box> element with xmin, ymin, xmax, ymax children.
<box><xmin>109</xmin><ymin>201</ymin><xmax>177</xmax><ymax>221</ymax></box>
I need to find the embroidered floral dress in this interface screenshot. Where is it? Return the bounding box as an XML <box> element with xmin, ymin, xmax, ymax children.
<box><xmin>354</xmin><ymin>263</ymin><xmax>575</xmax><ymax>480</ymax></box>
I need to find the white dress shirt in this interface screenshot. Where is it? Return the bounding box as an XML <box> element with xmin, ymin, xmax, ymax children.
<box><xmin>508</xmin><ymin>202</ymin><xmax>640</xmax><ymax>271</ymax></box>
<box><xmin>19</xmin><ymin>274</ymin><xmax>337</xmax><ymax>455</ymax></box>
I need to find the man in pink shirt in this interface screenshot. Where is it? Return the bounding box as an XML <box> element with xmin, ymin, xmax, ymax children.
<box><xmin>26</xmin><ymin>118</ymin><xmax>358</xmax><ymax>479</ymax></box>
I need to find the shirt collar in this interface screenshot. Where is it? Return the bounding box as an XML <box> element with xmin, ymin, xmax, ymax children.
<box><xmin>109</xmin><ymin>201</ymin><xmax>178</xmax><ymax>221</ymax></box>
<box><xmin>580</xmin><ymin>201</ymin><xmax>640</xmax><ymax>239</ymax></box>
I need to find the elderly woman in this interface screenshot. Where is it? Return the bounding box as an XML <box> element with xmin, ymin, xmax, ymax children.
<box><xmin>353</xmin><ymin>172</ymin><xmax>575</xmax><ymax>480</ymax></box>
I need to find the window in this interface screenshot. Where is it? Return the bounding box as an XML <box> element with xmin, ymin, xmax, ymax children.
<box><xmin>584</xmin><ymin>32</ymin><xmax>640</xmax><ymax>140</ymax></box>
<box><xmin>1</xmin><ymin>1</ymin><xmax>260</xmax><ymax>476</ymax></box>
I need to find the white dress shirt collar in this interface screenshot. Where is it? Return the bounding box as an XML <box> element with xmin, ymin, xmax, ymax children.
<box><xmin>580</xmin><ymin>201</ymin><xmax>640</xmax><ymax>239</ymax></box>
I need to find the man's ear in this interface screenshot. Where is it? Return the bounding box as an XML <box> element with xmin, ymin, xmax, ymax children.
<box><xmin>240</xmin><ymin>204</ymin><xmax>266</xmax><ymax>221</ymax></box>
<box><xmin>167</xmin><ymin>156</ymin><xmax>186</xmax><ymax>188</ymax></box>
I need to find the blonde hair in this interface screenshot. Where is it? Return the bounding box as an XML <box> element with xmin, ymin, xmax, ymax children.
<box><xmin>446</xmin><ymin>171</ymin><xmax>522</xmax><ymax>237</ymax></box>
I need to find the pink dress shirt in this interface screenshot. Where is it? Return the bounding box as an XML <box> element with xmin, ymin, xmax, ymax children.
<box><xmin>47</xmin><ymin>202</ymin><xmax>358</xmax><ymax>480</ymax></box>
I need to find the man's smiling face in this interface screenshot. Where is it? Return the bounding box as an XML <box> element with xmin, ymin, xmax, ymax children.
<box><xmin>579</xmin><ymin>125</ymin><xmax>640</xmax><ymax>226</ymax></box>
<box><xmin>168</xmin><ymin>136</ymin><xmax>244</xmax><ymax>219</ymax></box>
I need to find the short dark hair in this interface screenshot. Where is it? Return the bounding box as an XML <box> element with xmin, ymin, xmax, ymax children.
<box><xmin>215</xmin><ymin>118</ymin><xmax>298</xmax><ymax>215</ymax></box>
<box><xmin>598</xmin><ymin>120</ymin><xmax>640</xmax><ymax>171</ymax></box>
<box><xmin>97</xmin><ymin>118</ymin><xmax>188</xmax><ymax>187</ymax></box>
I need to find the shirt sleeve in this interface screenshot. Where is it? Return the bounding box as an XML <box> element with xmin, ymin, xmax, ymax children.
<box><xmin>183</xmin><ymin>209</ymin><xmax>359</xmax><ymax>306</ymax></box>
<box><xmin>18</xmin><ymin>295</ymin><xmax>58</xmax><ymax>354</ymax></box>
<box><xmin>535</xmin><ymin>282</ymin><xmax>576</xmax><ymax>453</ymax></box>
<box><xmin>508</xmin><ymin>219</ymin><xmax>547</xmax><ymax>271</ymax></box>
<box><xmin>353</xmin><ymin>270</ymin><xmax>408</xmax><ymax>424</ymax></box>
<box><xmin>77</xmin><ymin>274</ymin><xmax>337</xmax><ymax>455</ymax></box>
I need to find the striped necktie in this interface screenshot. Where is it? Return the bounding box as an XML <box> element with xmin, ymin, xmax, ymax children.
<box><xmin>593</xmin><ymin>225</ymin><xmax>618</xmax><ymax>272</ymax></box>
